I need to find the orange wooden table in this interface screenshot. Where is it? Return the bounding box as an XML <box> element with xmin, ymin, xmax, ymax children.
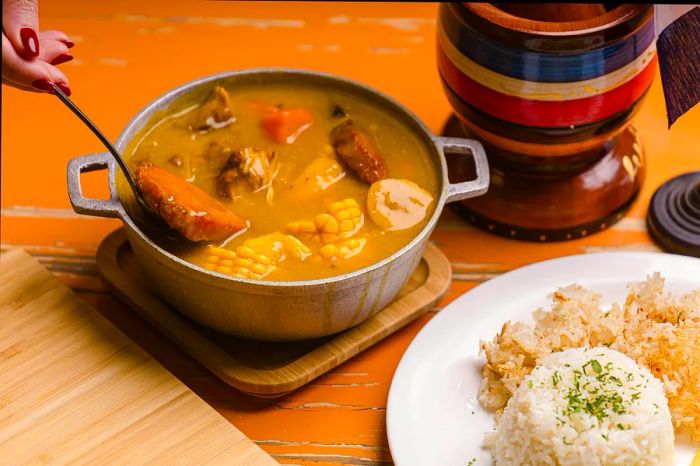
<box><xmin>2</xmin><ymin>2</ymin><xmax>699</xmax><ymax>464</ymax></box>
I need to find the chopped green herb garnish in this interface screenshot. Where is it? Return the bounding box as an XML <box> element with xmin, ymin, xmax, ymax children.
<box><xmin>609</xmin><ymin>376</ymin><xmax>622</xmax><ymax>386</ymax></box>
<box><xmin>552</xmin><ymin>371</ymin><xmax>562</xmax><ymax>387</ymax></box>
<box><xmin>558</xmin><ymin>359</ymin><xmax>637</xmax><ymax>425</ymax></box>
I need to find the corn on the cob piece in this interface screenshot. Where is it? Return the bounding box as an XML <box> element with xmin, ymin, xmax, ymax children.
<box><xmin>201</xmin><ymin>232</ymin><xmax>310</xmax><ymax>279</ymax></box>
<box><xmin>287</xmin><ymin>198</ymin><xmax>363</xmax><ymax>243</ymax></box>
<box><xmin>202</xmin><ymin>244</ymin><xmax>276</xmax><ymax>279</ymax></box>
<box><xmin>318</xmin><ymin>237</ymin><xmax>366</xmax><ymax>261</ymax></box>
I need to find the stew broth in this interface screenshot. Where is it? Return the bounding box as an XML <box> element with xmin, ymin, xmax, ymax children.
<box><xmin>123</xmin><ymin>81</ymin><xmax>439</xmax><ymax>281</ymax></box>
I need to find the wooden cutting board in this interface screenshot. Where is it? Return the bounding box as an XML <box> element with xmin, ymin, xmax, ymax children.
<box><xmin>0</xmin><ymin>249</ymin><xmax>277</xmax><ymax>465</ymax></box>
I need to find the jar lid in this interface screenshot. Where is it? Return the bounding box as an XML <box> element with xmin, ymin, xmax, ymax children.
<box><xmin>647</xmin><ymin>171</ymin><xmax>700</xmax><ymax>257</ymax></box>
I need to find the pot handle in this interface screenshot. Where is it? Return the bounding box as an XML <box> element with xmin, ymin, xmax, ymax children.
<box><xmin>434</xmin><ymin>137</ymin><xmax>490</xmax><ymax>204</ymax></box>
<box><xmin>66</xmin><ymin>152</ymin><xmax>123</xmax><ymax>218</ymax></box>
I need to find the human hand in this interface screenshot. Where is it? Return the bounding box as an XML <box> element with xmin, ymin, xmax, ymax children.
<box><xmin>2</xmin><ymin>0</ymin><xmax>74</xmax><ymax>95</ymax></box>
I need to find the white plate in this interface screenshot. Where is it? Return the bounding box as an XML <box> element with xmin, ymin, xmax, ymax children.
<box><xmin>387</xmin><ymin>252</ymin><xmax>700</xmax><ymax>466</ymax></box>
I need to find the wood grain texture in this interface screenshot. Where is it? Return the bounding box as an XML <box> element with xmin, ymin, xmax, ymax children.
<box><xmin>96</xmin><ymin>229</ymin><xmax>451</xmax><ymax>397</ymax></box>
<box><xmin>493</xmin><ymin>3</ymin><xmax>607</xmax><ymax>22</ymax></box>
<box><xmin>1</xmin><ymin>1</ymin><xmax>699</xmax><ymax>464</ymax></box>
<box><xmin>0</xmin><ymin>249</ymin><xmax>277</xmax><ymax>465</ymax></box>
<box><xmin>467</xmin><ymin>3</ymin><xmax>644</xmax><ymax>33</ymax></box>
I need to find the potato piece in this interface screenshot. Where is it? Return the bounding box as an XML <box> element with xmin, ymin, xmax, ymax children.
<box><xmin>292</xmin><ymin>157</ymin><xmax>345</xmax><ymax>199</ymax></box>
<box><xmin>192</xmin><ymin>85</ymin><xmax>234</xmax><ymax>130</ymax></box>
<box><xmin>243</xmin><ymin>232</ymin><xmax>311</xmax><ymax>262</ymax></box>
<box><xmin>367</xmin><ymin>179</ymin><xmax>433</xmax><ymax>231</ymax></box>
<box><xmin>135</xmin><ymin>163</ymin><xmax>247</xmax><ymax>242</ymax></box>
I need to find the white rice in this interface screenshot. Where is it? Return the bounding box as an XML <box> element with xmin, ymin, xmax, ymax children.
<box><xmin>488</xmin><ymin>347</ymin><xmax>674</xmax><ymax>466</ymax></box>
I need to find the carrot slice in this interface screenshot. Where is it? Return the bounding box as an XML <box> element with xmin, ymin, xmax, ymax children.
<box><xmin>261</xmin><ymin>108</ymin><xmax>313</xmax><ymax>144</ymax></box>
<box><xmin>135</xmin><ymin>163</ymin><xmax>247</xmax><ymax>242</ymax></box>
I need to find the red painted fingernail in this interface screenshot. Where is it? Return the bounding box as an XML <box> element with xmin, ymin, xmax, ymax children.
<box><xmin>62</xmin><ymin>39</ymin><xmax>75</xmax><ymax>48</ymax></box>
<box><xmin>19</xmin><ymin>28</ymin><xmax>39</xmax><ymax>58</ymax></box>
<box><xmin>31</xmin><ymin>80</ymin><xmax>54</xmax><ymax>92</ymax></box>
<box><xmin>57</xmin><ymin>83</ymin><xmax>72</xmax><ymax>96</ymax></box>
<box><xmin>51</xmin><ymin>54</ymin><xmax>74</xmax><ymax>65</ymax></box>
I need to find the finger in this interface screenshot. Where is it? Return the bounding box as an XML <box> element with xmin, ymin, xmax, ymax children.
<box><xmin>38</xmin><ymin>38</ymin><xmax>72</xmax><ymax>65</ymax></box>
<box><xmin>38</xmin><ymin>29</ymin><xmax>74</xmax><ymax>48</ymax></box>
<box><xmin>2</xmin><ymin>33</ymin><xmax>71</xmax><ymax>94</ymax></box>
<box><xmin>2</xmin><ymin>76</ymin><xmax>43</xmax><ymax>93</ymax></box>
<box><xmin>2</xmin><ymin>0</ymin><xmax>40</xmax><ymax>59</ymax></box>
<box><xmin>45</xmin><ymin>62</ymin><xmax>70</xmax><ymax>88</ymax></box>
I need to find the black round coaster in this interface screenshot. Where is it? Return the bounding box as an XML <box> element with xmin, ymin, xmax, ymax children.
<box><xmin>647</xmin><ymin>171</ymin><xmax>700</xmax><ymax>257</ymax></box>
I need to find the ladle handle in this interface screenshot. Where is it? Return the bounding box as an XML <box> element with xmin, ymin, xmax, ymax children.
<box><xmin>52</xmin><ymin>83</ymin><xmax>139</xmax><ymax>196</ymax></box>
<box><xmin>67</xmin><ymin>153</ymin><xmax>123</xmax><ymax>219</ymax></box>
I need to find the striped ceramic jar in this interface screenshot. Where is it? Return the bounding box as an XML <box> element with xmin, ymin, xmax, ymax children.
<box><xmin>438</xmin><ymin>4</ymin><xmax>656</xmax><ymax>241</ymax></box>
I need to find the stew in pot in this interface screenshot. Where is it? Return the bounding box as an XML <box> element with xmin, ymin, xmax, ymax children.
<box><xmin>124</xmin><ymin>81</ymin><xmax>439</xmax><ymax>281</ymax></box>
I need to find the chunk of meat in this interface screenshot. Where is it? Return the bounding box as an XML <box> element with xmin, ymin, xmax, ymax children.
<box><xmin>331</xmin><ymin>104</ymin><xmax>348</xmax><ymax>118</ymax></box>
<box><xmin>216</xmin><ymin>148</ymin><xmax>278</xmax><ymax>199</ymax></box>
<box><xmin>192</xmin><ymin>85</ymin><xmax>233</xmax><ymax>130</ymax></box>
<box><xmin>330</xmin><ymin>119</ymin><xmax>387</xmax><ymax>184</ymax></box>
<box><xmin>198</xmin><ymin>141</ymin><xmax>234</xmax><ymax>168</ymax></box>
<box><xmin>135</xmin><ymin>163</ymin><xmax>247</xmax><ymax>242</ymax></box>
<box><xmin>261</xmin><ymin>108</ymin><xmax>313</xmax><ymax>144</ymax></box>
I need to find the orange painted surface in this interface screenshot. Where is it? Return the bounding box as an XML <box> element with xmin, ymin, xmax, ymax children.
<box><xmin>2</xmin><ymin>2</ymin><xmax>699</xmax><ymax>464</ymax></box>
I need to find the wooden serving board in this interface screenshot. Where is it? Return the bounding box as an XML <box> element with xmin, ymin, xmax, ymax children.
<box><xmin>97</xmin><ymin>228</ymin><xmax>452</xmax><ymax>397</ymax></box>
<box><xmin>0</xmin><ymin>249</ymin><xmax>277</xmax><ymax>465</ymax></box>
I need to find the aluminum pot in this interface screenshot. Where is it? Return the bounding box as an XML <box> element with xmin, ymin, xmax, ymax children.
<box><xmin>67</xmin><ymin>69</ymin><xmax>489</xmax><ymax>341</ymax></box>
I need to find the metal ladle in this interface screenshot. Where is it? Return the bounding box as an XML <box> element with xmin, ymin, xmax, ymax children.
<box><xmin>52</xmin><ymin>83</ymin><xmax>177</xmax><ymax>236</ymax></box>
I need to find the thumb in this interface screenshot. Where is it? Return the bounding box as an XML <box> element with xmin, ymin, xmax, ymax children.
<box><xmin>2</xmin><ymin>0</ymin><xmax>40</xmax><ymax>59</ymax></box>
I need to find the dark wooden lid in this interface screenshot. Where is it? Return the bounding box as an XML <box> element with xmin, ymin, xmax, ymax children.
<box><xmin>647</xmin><ymin>171</ymin><xmax>700</xmax><ymax>257</ymax></box>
